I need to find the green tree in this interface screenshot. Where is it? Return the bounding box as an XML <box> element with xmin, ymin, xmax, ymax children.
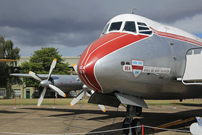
<box><xmin>0</xmin><ymin>36</ymin><xmax>2</xmax><ymax>59</ymax></box>
<box><xmin>0</xmin><ymin>36</ymin><xmax>21</xmax><ymax>98</ymax></box>
<box><xmin>21</xmin><ymin>47</ymin><xmax>70</xmax><ymax>87</ymax></box>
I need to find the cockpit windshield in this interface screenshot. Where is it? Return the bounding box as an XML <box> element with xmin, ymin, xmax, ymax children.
<box><xmin>123</xmin><ymin>21</ymin><xmax>136</xmax><ymax>33</ymax></box>
<box><xmin>101</xmin><ymin>19</ymin><xmax>152</xmax><ymax>36</ymax></box>
<box><xmin>109</xmin><ymin>22</ymin><xmax>122</xmax><ymax>31</ymax></box>
<box><xmin>101</xmin><ymin>23</ymin><xmax>109</xmax><ymax>35</ymax></box>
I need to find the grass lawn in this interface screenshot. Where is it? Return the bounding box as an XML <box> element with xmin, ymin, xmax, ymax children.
<box><xmin>0</xmin><ymin>98</ymin><xmax>202</xmax><ymax>106</ymax></box>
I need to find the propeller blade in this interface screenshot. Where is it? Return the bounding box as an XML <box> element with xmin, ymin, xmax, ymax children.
<box><xmin>90</xmin><ymin>90</ymin><xmax>106</xmax><ymax>112</ymax></box>
<box><xmin>70</xmin><ymin>90</ymin><xmax>85</xmax><ymax>107</ymax></box>
<box><xmin>48</xmin><ymin>84</ymin><xmax>66</xmax><ymax>97</ymax></box>
<box><xmin>47</xmin><ymin>58</ymin><xmax>57</xmax><ymax>80</ymax></box>
<box><xmin>90</xmin><ymin>90</ymin><xmax>95</xmax><ymax>94</ymax></box>
<box><xmin>29</xmin><ymin>71</ymin><xmax>42</xmax><ymax>81</ymax></box>
<box><xmin>73</xmin><ymin>64</ymin><xmax>78</xmax><ymax>74</ymax></box>
<box><xmin>37</xmin><ymin>87</ymin><xmax>47</xmax><ymax>108</ymax></box>
<box><xmin>98</xmin><ymin>104</ymin><xmax>106</xmax><ymax>113</ymax></box>
<box><xmin>86</xmin><ymin>91</ymin><xmax>91</xmax><ymax>97</ymax></box>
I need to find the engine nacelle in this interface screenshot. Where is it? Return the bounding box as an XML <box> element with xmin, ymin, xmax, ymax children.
<box><xmin>51</xmin><ymin>75</ymin><xmax>83</xmax><ymax>92</ymax></box>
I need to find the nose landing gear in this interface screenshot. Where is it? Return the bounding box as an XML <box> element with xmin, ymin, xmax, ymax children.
<box><xmin>122</xmin><ymin>105</ymin><xmax>142</xmax><ymax>135</ymax></box>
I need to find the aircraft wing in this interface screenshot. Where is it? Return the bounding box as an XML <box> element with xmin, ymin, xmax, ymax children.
<box><xmin>0</xmin><ymin>59</ymin><xmax>19</xmax><ymax>62</ymax></box>
<box><xmin>10</xmin><ymin>73</ymin><xmax>48</xmax><ymax>79</ymax></box>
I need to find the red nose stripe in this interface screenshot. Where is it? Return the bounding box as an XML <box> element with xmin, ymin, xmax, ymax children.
<box><xmin>79</xmin><ymin>33</ymin><xmax>149</xmax><ymax>92</ymax></box>
<box><xmin>80</xmin><ymin>33</ymin><xmax>128</xmax><ymax>66</ymax></box>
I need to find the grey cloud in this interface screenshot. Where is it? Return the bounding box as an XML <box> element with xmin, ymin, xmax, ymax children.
<box><xmin>133</xmin><ymin>0</ymin><xmax>202</xmax><ymax>23</ymax></box>
<box><xmin>0</xmin><ymin>0</ymin><xmax>202</xmax><ymax>56</ymax></box>
<box><xmin>170</xmin><ymin>14</ymin><xmax>202</xmax><ymax>34</ymax></box>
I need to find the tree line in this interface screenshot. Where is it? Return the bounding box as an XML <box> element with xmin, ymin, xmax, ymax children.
<box><xmin>0</xmin><ymin>36</ymin><xmax>70</xmax><ymax>98</ymax></box>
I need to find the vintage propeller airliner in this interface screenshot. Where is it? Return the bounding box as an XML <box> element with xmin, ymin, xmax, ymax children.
<box><xmin>11</xmin><ymin>13</ymin><xmax>202</xmax><ymax>134</ymax></box>
<box><xmin>77</xmin><ymin>13</ymin><xmax>202</xmax><ymax>134</ymax></box>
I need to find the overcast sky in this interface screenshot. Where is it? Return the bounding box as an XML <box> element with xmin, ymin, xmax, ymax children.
<box><xmin>0</xmin><ymin>0</ymin><xmax>202</xmax><ymax>56</ymax></box>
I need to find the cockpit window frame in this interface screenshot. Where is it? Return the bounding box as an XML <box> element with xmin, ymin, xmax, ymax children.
<box><xmin>101</xmin><ymin>23</ymin><xmax>110</xmax><ymax>36</ymax></box>
<box><xmin>100</xmin><ymin>20</ymin><xmax>153</xmax><ymax>36</ymax></box>
<box><xmin>137</xmin><ymin>21</ymin><xmax>153</xmax><ymax>36</ymax></box>
<box><xmin>109</xmin><ymin>22</ymin><xmax>123</xmax><ymax>32</ymax></box>
<box><xmin>137</xmin><ymin>22</ymin><xmax>147</xmax><ymax>26</ymax></box>
<box><xmin>123</xmin><ymin>21</ymin><xmax>137</xmax><ymax>33</ymax></box>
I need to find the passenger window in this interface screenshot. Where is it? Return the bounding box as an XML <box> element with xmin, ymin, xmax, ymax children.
<box><xmin>109</xmin><ymin>22</ymin><xmax>122</xmax><ymax>31</ymax></box>
<box><xmin>123</xmin><ymin>21</ymin><xmax>136</xmax><ymax>33</ymax></box>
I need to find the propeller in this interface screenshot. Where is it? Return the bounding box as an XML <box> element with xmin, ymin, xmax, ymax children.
<box><xmin>29</xmin><ymin>59</ymin><xmax>66</xmax><ymax>108</ymax></box>
<box><xmin>70</xmin><ymin>90</ymin><xmax>85</xmax><ymax>107</ymax></box>
<box><xmin>90</xmin><ymin>90</ymin><xmax>106</xmax><ymax>113</ymax></box>
<box><xmin>70</xmin><ymin>64</ymin><xmax>106</xmax><ymax>112</ymax></box>
<box><xmin>73</xmin><ymin>64</ymin><xmax>78</xmax><ymax>74</ymax></box>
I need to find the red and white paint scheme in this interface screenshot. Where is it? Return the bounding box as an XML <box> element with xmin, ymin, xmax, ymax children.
<box><xmin>11</xmin><ymin>13</ymin><xmax>202</xmax><ymax>134</ymax></box>
<box><xmin>77</xmin><ymin>13</ymin><xmax>202</xmax><ymax>133</ymax></box>
<box><xmin>78</xmin><ymin>14</ymin><xmax>202</xmax><ymax>94</ymax></box>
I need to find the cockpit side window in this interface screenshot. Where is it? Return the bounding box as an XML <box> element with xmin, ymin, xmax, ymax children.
<box><xmin>109</xmin><ymin>22</ymin><xmax>122</xmax><ymax>31</ymax></box>
<box><xmin>137</xmin><ymin>22</ymin><xmax>153</xmax><ymax>35</ymax></box>
<box><xmin>137</xmin><ymin>22</ymin><xmax>147</xmax><ymax>26</ymax></box>
<box><xmin>101</xmin><ymin>23</ymin><xmax>109</xmax><ymax>35</ymax></box>
<box><xmin>138</xmin><ymin>26</ymin><xmax>149</xmax><ymax>30</ymax></box>
<box><xmin>123</xmin><ymin>21</ymin><xmax>136</xmax><ymax>33</ymax></box>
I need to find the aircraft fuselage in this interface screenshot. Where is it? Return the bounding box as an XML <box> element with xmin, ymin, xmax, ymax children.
<box><xmin>78</xmin><ymin>14</ymin><xmax>202</xmax><ymax>100</ymax></box>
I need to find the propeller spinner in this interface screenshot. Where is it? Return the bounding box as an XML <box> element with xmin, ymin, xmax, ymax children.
<box><xmin>29</xmin><ymin>59</ymin><xmax>66</xmax><ymax>108</ymax></box>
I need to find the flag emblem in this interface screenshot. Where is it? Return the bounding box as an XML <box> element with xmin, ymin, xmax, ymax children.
<box><xmin>132</xmin><ymin>60</ymin><xmax>144</xmax><ymax>77</ymax></box>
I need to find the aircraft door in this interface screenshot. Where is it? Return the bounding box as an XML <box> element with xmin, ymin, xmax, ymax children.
<box><xmin>180</xmin><ymin>48</ymin><xmax>202</xmax><ymax>85</ymax></box>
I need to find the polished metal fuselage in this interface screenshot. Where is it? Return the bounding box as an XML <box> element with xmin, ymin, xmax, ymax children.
<box><xmin>94</xmin><ymin>34</ymin><xmax>202</xmax><ymax>99</ymax></box>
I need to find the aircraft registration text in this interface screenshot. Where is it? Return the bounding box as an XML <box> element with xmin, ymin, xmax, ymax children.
<box><xmin>123</xmin><ymin>60</ymin><xmax>171</xmax><ymax>77</ymax></box>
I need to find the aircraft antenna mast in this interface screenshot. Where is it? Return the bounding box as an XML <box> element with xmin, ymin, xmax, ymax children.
<box><xmin>131</xmin><ymin>8</ymin><xmax>137</xmax><ymax>14</ymax></box>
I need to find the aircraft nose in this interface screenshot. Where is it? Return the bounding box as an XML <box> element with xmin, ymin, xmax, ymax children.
<box><xmin>80</xmin><ymin>55</ymin><xmax>98</xmax><ymax>79</ymax></box>
<box><xmin>84</xmin><ymin>56</ymin><xmax>102</xmax><ymax>79</ymax></box>
<box><xmin>94</xmin><ymin>60</ymin><xmax>102</xmax><ymax>79</ymax></box>
<box><xmin>78</xmin><ymin>32</ymin><xmax>148</xmax><ymax>93</ymax></box>
<box><xmin>78</xmin><ymin>54</ymin><xmax>102</xmax><ymax>92</ymax></box>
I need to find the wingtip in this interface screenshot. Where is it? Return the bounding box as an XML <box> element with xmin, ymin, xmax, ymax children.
<box><xmin>70</xmin><ymin>104</ymin><xmax>72</xmax><ymax>107</ymax></box>
<box><xmin>37</xmin><ymin>105</ymin><xmax>40</xmax><ymax>108</ymax></box>
<box><xmin>73</xmin><ymin>64</ymin><xmax>76</xmax><ymax>67</ymax></box>
<box><xmin>64</xmin><ymin>94</ymin><xmax>66</xmax><ymax>98</ymax></box>
<box><xmin>54</xmin><ymin>58</ymin><xmax>57</xmax><ymax>61</ymax></box>
<box><xmin>28</xmin><ymin>71</ymin><xmax>31</xmax><ymax>74</ymax></box>
<box><xmin>103</xmin><ymin>109</ymin><xmax>106</xmax><ymax>113</ymax></box>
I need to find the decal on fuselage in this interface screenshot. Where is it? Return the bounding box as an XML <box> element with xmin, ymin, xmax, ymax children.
<box><xmin>143</xmin><ymin>66</ymin><xmax>171</xmax><ymax>74</ymax></box>
<box><xmin>123</xmin><ymin>59</ymin><xmax>171</xmax><ymax>77</ymax></box>
<box><xmin>123</xmin><ymin>59</ymin><xmax>144</xmax><ymax>77</ymax></box>
<box><xmin>132</xmin><ymin>59</ymin><xmax>144</xmax><ymax>77</ymax></box>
